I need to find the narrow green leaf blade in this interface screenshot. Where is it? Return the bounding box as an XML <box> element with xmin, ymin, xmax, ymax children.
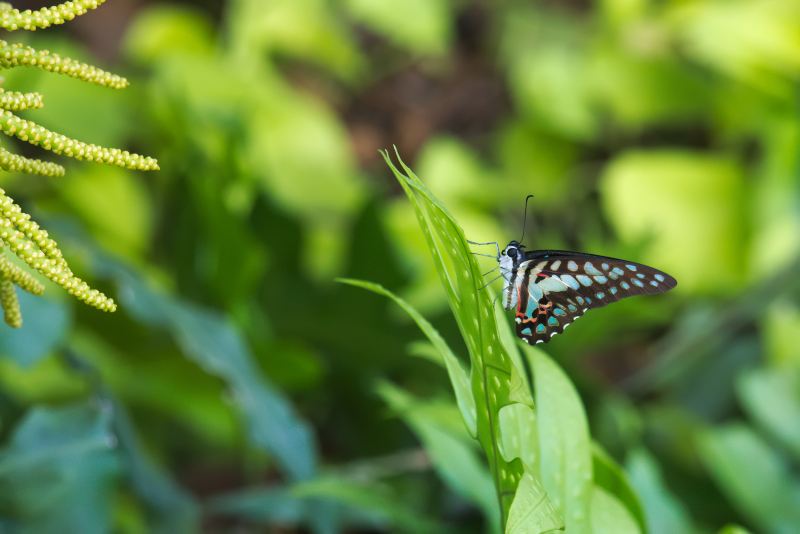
<box><xmin>339</xmin><ymin>277</ymin><xmax>477</xmax><ymax>436</ymax></box>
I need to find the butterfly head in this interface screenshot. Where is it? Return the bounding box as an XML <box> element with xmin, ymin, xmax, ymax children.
<box><xmin>500</xmin><ymin>240</ymin><xmax>525</xmax><ymax>270</ymax></box>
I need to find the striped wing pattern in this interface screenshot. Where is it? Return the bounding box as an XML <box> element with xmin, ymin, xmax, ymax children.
<box><xmin>512</xmin><ymin>251</ymin><xmax>677</xmax><ymax>344</ymax></box>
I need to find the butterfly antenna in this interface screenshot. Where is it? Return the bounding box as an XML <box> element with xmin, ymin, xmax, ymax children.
<box><xmin>519</xmin><ymin>194</ymin><xmax>535</xmax><ymax>245</ymax></box>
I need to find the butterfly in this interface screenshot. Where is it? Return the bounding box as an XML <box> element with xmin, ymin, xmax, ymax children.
<box><xmin>470</xmin><ymin>198</ymin><xmax>677</xmax><ymax>345</ymax></box>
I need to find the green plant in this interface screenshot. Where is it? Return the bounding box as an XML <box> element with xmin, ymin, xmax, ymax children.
<box><xmin>342</xmin><ymin>151</ymin><xmax>647</xmax><ymax>532</ymax></box>
<box><xmin>0</xmin><ymin>0</ymin><xmax>157</xmax><ymax>327</ymax></box>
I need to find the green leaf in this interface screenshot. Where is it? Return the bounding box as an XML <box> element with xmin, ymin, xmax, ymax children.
<box><xmin>506</xmin><ymin>472</ymin><xmax>564</xmax><ymax>534</ymax></box>
<box><xmin>601</xmin><ymin>150</ymin><xmax>745</xmax><ymax>292</ymax></box>
<box><xmin>0</xmin><ymin>403</ymin><xmax>119</xmax><ymax>534</ymax></box>
<box><xmin>381</xmin><ymin>149</ymin><xmax>537</xmax><ymax>526</ymax></box>
<box><xmin>592</xmin><ymin>444</ymin><xmax>646</xmax><ymax>532</ymax></box>
<box><xmin>339</xmin><ymin>278</ymin><xmax>477</xmax><ymax>436</ymax></box>
<box><xmin>738</xmin><ymin>368</ymin><xmax>800</xmax><ymax>460</ymax></box>
<box><xmin>124</xmin><ymin>5</ymin><xmax>216</xmax><ymax>63</ymax></box>
<box><xmin>698</xmin><ymin>424</ymin><xmax>800</xmax><ymax>532</ymax></box>
<box><xmin>526</xmin><ymin>347</ymin><xmax>593</xmax><ymax>532</ymax></box>
<box><xmin>589</xmin><ymin>486</ymin><xmax>641</xmax><ymax>534</ymax></box>
<box><xmin>95</xmin><ymin>258</ymin><xmax>318</xmax><ymax>482</ymax></box>
<box><xmin>625</xmin><ymin>448</ymin><xmax>692</xmax><ymax>534</ymax></box>
<box><xmin>377</xmin><ymin>382</ymin><xmax>499</xmax><ymax>532</ymax></box>
<box><xmin>345</xmin><ymin>0</ymin><xmax>452</xmax><ymax>55</ymax></box>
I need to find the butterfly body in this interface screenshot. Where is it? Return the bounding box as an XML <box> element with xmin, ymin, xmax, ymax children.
<box><xmin>496</xmin><ymin>241</ymin><xmax>676</xmax><ymax>344</ymax></box>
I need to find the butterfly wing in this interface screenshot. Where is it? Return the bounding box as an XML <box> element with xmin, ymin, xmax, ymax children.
<box><xmin>512</xmin><ymin>251</ymin><xmax>677</xmax><ymax>344</ymax></box>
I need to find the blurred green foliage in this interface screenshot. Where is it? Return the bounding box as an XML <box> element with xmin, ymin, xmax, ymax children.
<box><xmin>0</xmin><ymin>0</ymin><xmax>798</xmax><ymax>532</ymax></box>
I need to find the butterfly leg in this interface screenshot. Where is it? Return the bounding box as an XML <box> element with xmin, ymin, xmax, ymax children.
<box><xmin>467</xmin><ymin>240</ymin><xmax>500</xmax><ymax>258</ymax></box>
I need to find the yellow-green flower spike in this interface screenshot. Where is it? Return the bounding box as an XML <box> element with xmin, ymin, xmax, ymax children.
<box><xmin>0</xmin><ymin>146</ymin><xmax>64</xmax><ymax>176</ymax></box>
<box><xmin>0</xmin><ymin>277</ymin><xmax>21</xmax><ymax>327</ymax></box>
<box><xmin>0</xmin><ymin>1</ymin><xmax>107</xmax><ymax>32</ymax></box>
<box><xmin>0</xmin><ymin>188</ymin><xmax>67</xmax><ymax>268</ymax></box>
<box><xmin>0</xmin><ymin>88</ymin><xmax>44</xmax><ymax>111</ymax></box>
<box><xmin>0</xmin><ymin>220</ymin><xmax>116</xmax><ymax>311</ymax></box>
<box><xmin>0</xmin><ymin>110</ymin><xmax>159</xmax><ymax>170</ymax></box>
<box><xmin>0</xmin><ymin>253</ymin><xmax>44</xmax><ymax>295</ymax></box>
<box><xmin>0</xmin><ymin>41</ymin><xmax>127</xmax><ymax>88</ymax></box>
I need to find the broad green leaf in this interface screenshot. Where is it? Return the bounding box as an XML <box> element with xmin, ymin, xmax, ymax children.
<box><xmin>764</xmin><ymin>301</ymin><xmax>800</xmax><ymax>369</ymax></box>
<box><xmin>0</xmin><ymin>403</ymin><xmax>119</xmax><ymax>534</ymax></box>
<box><xmin>228</xmin><ymin>0</ymin><xmax>363</xmax><ymax>79</ymax></box>
<box><xmin>527</xmin><ymin>347</ymin><xmax>593</xmax><ymax>533</ymax></box>
<box><xmin>339</xmin><ymin>278</ymin><xmax>476</xmax><ymax>436</ymax></box>
<box><xmin>378</xmin><ymin>382</ymin><xmax>499</xmax><ymax>532</ymax></box>
<box><xmin>737</xmin><ymin>368</ymin><xmax>800</xmax><ymax>460</ymax></box>
<box><xmin>699</xmin><ymin>424</ymin><xmax>800</xmax><ymax>532</ymax></box>
<box><xmin>670</xmin><ymin>0</ymin><xmax>800</xmax><ymax>98</ymax></box>
<box><xmin>124</xmin><ymin>5</ymin><xmax>216</xmax><ymax>63</ymax></box>
<box><xmin>95</xmin><ymin>258</ymin><xmax>318</xmax><ymax>482</ymax></box>
<box><xmin>625</xmin><ymin>448</ymin><xmax>692</xmax><ymax>534</ymax></box>
<box><xmin>601</xmin><ymin>150</ymin><xmax>745</xmax><ymax>292</ymax></box>
<box><xmin>0</xmin><ymin>292</ymin><xmax>71</xmax><ymax>368</ymax></box>
<box><xmin>590</xmin><ymin>486</ymin><xmax>641</xmax><ymax>534</ymax></box>
<box><xmin>381</xmin><ymin>149</ymin><xmax>537</xmax><ymax>526</ymax></box>
<box><xmin>717</xmin><ymin>525</ymin><xmax>753</xmax><ymax>534</ymax></box>
<box><xmin>592</xmin><ymin>444</ymin><xmax>646</xmax><ymax>532</ymax></box>
<box><xmin>508</xmin><ymin>43</ymin><xmax>597</xmax><ymax>141</ymax></box>
<box><xmin>345</xmin><ymin>0</ymin><xmax>452</xmax><ymax>55</ymax></box>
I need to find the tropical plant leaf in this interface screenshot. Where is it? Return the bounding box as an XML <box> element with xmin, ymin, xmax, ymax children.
<box><xmin>589</xmin><ymin>486</ymin><xmax>641</xmax><ymax>534</ymax></box>
<box><xmin>592</xmin><ymin>444</ymin><xmax>647</xmax><ymax>532</ymax></box>
<box><xmin>625</xmin><ymin>447</ymin><xmax>691</xmax><ymax>534</ymax></box>
<box><xmin>0</xmin><ymin>403</ymin><xmax>119</xmax><ymax>534</ymax></box>
<box><xmin>378</xmin><ymin>149</ymin><xmax>562</xmax><ymax>529</ymax></box>
<box><xmin>699</xmin><ymin>423</ymin><xmax>800</xmax><ymax>532</ymax></box>
<box><xmin>525</xmin><ymin>347</ymin><xmax>593</xmax><ymax>532</ymax></box>
<box><xmin>338</xmin><ymin>278</ymin><xmax>477</xmax><ymax>435</ymax></box>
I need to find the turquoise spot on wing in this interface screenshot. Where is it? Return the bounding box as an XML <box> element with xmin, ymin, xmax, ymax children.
<box><xmin>526</xmin><ymin>298</ymin><xmax>537</xmax><ymax>317</ymax></box>
<box><xmin>536</xmin><ymin>324</ymin><xmax>546</xmax><ymax>334</ymax></box>
<box><xmin>632</xmin><ymin>278</ymin><xmax>644</xmax><ymax>288</ymax></box>
<box><xmin>547</xmin><ymin>316</ymin><xmax>558</xmax><ymax>327</ymax></box>
<box><xmin>576</xmin><ymin>296</ymin><xmax>585</xmax><ymax>305</ymax></box>
<box><xmin>553</xmin><ymin>308</ymin><xmax>566</xmax><ymax>316</ymax></box>
<box><xmin>626</xmin><ymin>264</ymin><xmax>637</xmax><ymax>271</ymax></box>
<box><xmin>650</xmin><ymin>281</ymin><xmax>659</xmax><ymax>287</ymax></box>
<box><xmin>655</xmin><ymin>273</ymin><xmax>665</xmax><ymax>282</ymax></box>
<box><xmin>528</xmin><ymin>283</ymin><xmax>543</xmax><ymax>302</ymax></box>
<box><xmin>601</xmin><ymin>263</ymin><xmax>610</xmax><ymax>271</ymax></box>
<box><xmin>584</xmin><ymin>262</ymin><xmax>603</xmax><ymax>276</ymax></box>
<box><xmin>568</xmin><ymin>304</ymin><xmax>577</xmax><ymax>312</ymax></box>
<box><xmin>636</xmin><ymin>273</ymin><xmax>646</xmax><ymax>279</ymax></box>
<box><xmin>609</xmin><ymin>287</ymin><xmax>618</xmax><ymax>295</ymax></box>
<box><xmin>585</xmin><ymin>297</ymin><xmax>592</xmax><ymax>305</ymax></box>
<box><xmin>620</xmin><ymin>281</ymin><xmax>630</xmax><ymax>290</ymax></box>
<box><xmin>576</xmin><ymin>275</ymin><xmax>592</xmax><ymax>287</ymax></box>
<box><xmin>560</xmin><ymin>274</ymin><xmax>580</xmax><ymax>289</ymax></box>
<box><xmin>596</xmin><ymin>291</ymin><xmax>605</xmax><ymax>299</ymax></box>
<box><xmin>538</xmin><ymin>277</ymin><xmax>567</xmax><ymax>293</ymax></box>
<box><xmin>567</xmin><ymin>261</ymin><xmax>578</xmax><ymax>271</ymax></box>
<box><xmin>521</xmin><ymin>327</ymin><xmax>532</xmax><ymax>336</ymax></box>
<box><xmin>593</xmin><ymin>276</ymin><xmax>608</xmax><ymax>284</ymax></box>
